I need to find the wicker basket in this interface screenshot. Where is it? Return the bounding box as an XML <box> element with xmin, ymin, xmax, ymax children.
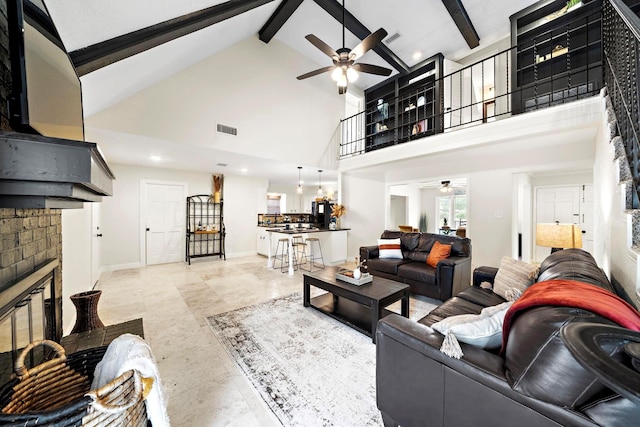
<box><xmin>0</xmin><ymin>340</ymin><xmax>148</xmax><ymax>426</ymax></box>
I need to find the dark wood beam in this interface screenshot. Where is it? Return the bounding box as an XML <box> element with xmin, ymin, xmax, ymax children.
<box><xmin>70</xmin><ymin>0</ymin><xmax>275</xmax><ymax>76</ymax></box>
<box><xmin>441</xmin><ymin>0</ymin><xmax>480</xmax><ymax>49</ymax></box>
<box><xmin>259</xmin><ymin>0</ymin><xmax>304</xmax><ymax>43</ymax></box>
<box><xmin>312</xmin><ymin>0</ymin><xmax>409</xmax><ymax>74</ymax></box>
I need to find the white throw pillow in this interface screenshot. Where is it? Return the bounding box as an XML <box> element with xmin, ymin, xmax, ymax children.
<box><xmin>377</xmin><ymin>238</ymin><xmax>403</xmax><ymax>259</ymax></box>
<box><xmin>431</xmin><ymin>302</ymin><xmax>513</xmax><ymax>349</ymax></box>
<box><xmin>492</xmin><ymin>257</ymin><xmax>539</xmax><ymax>301</ymax></box>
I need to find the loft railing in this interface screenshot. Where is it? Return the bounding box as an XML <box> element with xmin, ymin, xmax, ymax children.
<box><xmin>603</xmin><ymin>0</ymin><xmax>640</xmax><ymax>209</ymax></box>
<box><xmin>339</xmin><ymin>7</ymin><xmax>603</xmax><ymax>159</ymax></box>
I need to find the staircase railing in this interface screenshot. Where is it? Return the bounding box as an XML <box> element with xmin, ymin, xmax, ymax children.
<box><xmin>603</xmin><ymin>0</ymin><xmax>640</xmax><ymax>209</ymax></box>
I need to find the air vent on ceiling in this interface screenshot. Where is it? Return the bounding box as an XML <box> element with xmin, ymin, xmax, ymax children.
<box><xmin>217</xmin><ymin>163</ymin><xmax>228</xmax><ymax>167</ymax></box>
<box><xmin>385</xmin><ymin>32</ymin><xmax>401</xmax><ymax>44</ymax></box>
<box><xmin>216</xmin><ymin>123</ymin><xmax>237</xmax><ymax>136</ymax></box>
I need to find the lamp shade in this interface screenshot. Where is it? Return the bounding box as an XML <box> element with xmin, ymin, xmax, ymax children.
<box><xmin>536</xmin><ymin>223</ymin><xmax>583</xmax><ymax>251</ymax></box>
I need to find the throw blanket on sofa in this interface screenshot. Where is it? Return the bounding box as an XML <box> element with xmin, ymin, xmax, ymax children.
<box><xmin>501</xmin><ymin>279</ymin><xmax>640</xmax><ymax>353</ymax></box>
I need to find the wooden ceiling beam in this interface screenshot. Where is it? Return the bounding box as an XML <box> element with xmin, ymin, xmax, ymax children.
<box><xmin>312</xmin><ymin>0</ymin><xmax>409</xmax><ymax>74</ymax></box>
<box><xmin>70</xmin><ymin>0</ymin><xmax>275</xmax><ymax>76</ymax></box>
<box><xmin>259</xmin><ymin>0</ymin><xmax>304</xmax><ymax>43</ymax></box>
<box><xmin>440</xmin><ymin>0</ymin><xmax>480</xmax><ymax>49</ymax></box>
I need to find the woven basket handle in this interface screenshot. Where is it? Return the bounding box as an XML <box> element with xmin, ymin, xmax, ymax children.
<box><xmin>86</xmin><ymin>370</ymin><xmax>144</xmax><ymax>414</ymax></box>
<box><xmin>15</xmin><ymin>339</ymin><xmax>66</xmax><ymax>379</ymax></box>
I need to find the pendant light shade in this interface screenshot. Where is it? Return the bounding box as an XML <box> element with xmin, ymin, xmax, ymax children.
<box><xmin>297</xmin><ymin>166</ymin><xmax>303</xmax><ymax>194</ymax></box>
<box><xmin>317</xmin><ymin>169</ymin><xmax>323</xmax><ymax>196</ymax></box>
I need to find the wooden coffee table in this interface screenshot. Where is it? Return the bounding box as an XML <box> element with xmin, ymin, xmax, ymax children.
<box><xmin>303</xmin><ymin>269</ymin><xmax>409</xmax><ymax>343</ymax></box>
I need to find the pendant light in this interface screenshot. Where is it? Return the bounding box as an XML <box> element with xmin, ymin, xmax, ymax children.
<box><xmin>317</xmin><ymin>169</ymin><xmax>323</xmax><ymax>196</ymax></box>
<box><xmin>296</xmin><ymin>166</ymin><xmax>303</xmax><ymax>194</ymax></box>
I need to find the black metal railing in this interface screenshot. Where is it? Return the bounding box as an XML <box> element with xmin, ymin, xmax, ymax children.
<box><xmin>603</xmin><ymin>0</ymin><xmax>640</xmax><ymax>208</ymax></box>
<box><xmin>339</xmin><ymin>7</ymin><xmax>603</xmax><ymax>159</ymax></box>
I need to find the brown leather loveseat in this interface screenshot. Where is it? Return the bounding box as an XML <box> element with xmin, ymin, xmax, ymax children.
<box><xmin>359</xmin><ymin>230</ymin><xmax>471</xmax><ymax>301</ymax></box>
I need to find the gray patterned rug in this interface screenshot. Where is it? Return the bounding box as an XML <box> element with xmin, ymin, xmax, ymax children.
<box><xmin>206</xmin><ymin>292</ymin><xmax>437</xmax><ymax>427</ymax></box>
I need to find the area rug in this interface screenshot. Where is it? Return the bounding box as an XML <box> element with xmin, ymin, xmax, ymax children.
<box><xmin>206</xmin><ymin>292</ymin><xmax>436</xmax><ymax>427</ymax></box>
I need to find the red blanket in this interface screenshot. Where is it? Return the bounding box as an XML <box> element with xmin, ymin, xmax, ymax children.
<box><xmin>501</xmin><ymin>279</ymin><xmax>640</xmax><ymax>353</ymax></box>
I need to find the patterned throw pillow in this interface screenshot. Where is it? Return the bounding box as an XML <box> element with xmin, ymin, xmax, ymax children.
<box><xmin>378</xmin><ymin>238</ymin><xmax>403</xmax><ymax>259</ymax></box>
<box><xmin>493</xmin><ymin>256</ymin><xmax>539</xmax><ymax>301</ymax></box>
<box><xmin>426</xmin><ymin>241</ymin><xmax>452</xmax><ymax>268</ymax></box>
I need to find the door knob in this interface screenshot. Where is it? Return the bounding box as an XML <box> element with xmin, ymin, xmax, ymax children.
<box><xmin>97</xmin><ymin>233</ymin><xmax>103</xmax><ymax>237</ymax></box>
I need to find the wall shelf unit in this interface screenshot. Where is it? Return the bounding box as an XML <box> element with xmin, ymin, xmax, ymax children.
<box><xmin>510</xmin><ymin>0</ymin><xmax>603</xmax><ymax>114</ymax></box>
<box><xmin>186</xmin><ymin>194</ymin><xmax>225</xmax><ymax>264</ymax></box>
<box><xmin>364</xmin><ymin>54</ymin><xmax>444</xmax><ymax>152</ymax></box>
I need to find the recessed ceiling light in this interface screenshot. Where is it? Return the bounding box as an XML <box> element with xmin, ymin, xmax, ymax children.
<box><xmin>413</xmin><ymin>51</ymin><xmax>422</xmax><ymax>60</ymax></box>
<box><xmin>150</xmin><ymin>155</ymin><xmax>161</xmax><ymax>161</ymax></box>
<box><xmin>240</xmin><ymin>168</ymin><xmax>248</xmax><ymax>173</ymax></box>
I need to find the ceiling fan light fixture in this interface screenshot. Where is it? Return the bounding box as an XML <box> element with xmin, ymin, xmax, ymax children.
<box><xmin>337</xmin><ymin>72</ymin><xmax>348</xmax><ymax>88</ymax></box>
<box><xmin>346</xmin><ymin>67</ymin><xmax>358</xmax><ymax>82</ymax></box>
<box><xmin>331</xmin><ymin>67</ymin><xmax>342</xmax><ymax>81</ymax></box>
<box><xmin>439</xmin><ymin>180</ymin><xmax>454</xmax><ymax>193</ymax></box>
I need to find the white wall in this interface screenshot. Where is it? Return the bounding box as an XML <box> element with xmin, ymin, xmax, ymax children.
<box><xmin>86</xmin><ymin>36</ymin><xmax>345</xmax><ymax>171</ymax></box>
<box><xmin>99</xmin><ymin>163</ymin><xmax>268</xmax><ymax>269</ymax></box>
<box><xmin>341</xmin><ymin>173</ymin><xmax>386</xmax><ymax>260</ymax></box>
<box><xmin>593</xmin><ymin>100</ymin><xmax>639</xmax><ymax>303</ymax></box>
<box><xmin>61</xmin><ymin>206</ymin><xmax>92</xmax><ymax>333</ymax></box>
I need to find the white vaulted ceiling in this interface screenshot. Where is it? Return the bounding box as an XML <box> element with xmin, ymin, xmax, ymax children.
<box><xmin>42</xmin><ymin>0</ymin><xmax>542</xmax><ymax>185</ymax></box>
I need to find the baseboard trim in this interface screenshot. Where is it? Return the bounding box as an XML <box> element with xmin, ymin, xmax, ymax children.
<box><xmin>103</xmin><ymin>262</ymin><xmax>142</xmax><ymax>272</ymax></box>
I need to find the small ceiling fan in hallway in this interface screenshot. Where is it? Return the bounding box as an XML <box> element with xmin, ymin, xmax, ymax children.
<box><xmin>296</xmin><ymin>0</ymin><xmax>392</xmax><ymax>94</ymax></box>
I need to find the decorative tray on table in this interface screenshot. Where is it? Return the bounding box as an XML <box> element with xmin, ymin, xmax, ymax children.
<box><xmin>336</xmin><ymin>268</ymin><xmax>373</xmax><ymax>286</ymax></box>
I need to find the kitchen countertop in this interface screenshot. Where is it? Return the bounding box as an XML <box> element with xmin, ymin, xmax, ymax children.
<box><xmin>265</xmin><ymin>228</ymin><xmax>349</xmax><ymax>234</ymax></box>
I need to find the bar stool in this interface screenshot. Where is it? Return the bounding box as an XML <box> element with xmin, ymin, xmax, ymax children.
<box><xmin>291</xmin><ymin>235</ymin><xmax>304</xmax><ymax>263</ymax></box>
<box><xmin>274</xmin><ymin>237</ymin><xmax>298</xmax><ymax>273</ymax></box>
<box><xmin>300</xmin><ymin>237</ymin><xmax>324</xmax><ymax>271</ymax></box>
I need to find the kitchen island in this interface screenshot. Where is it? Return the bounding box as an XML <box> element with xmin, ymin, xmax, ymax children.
<box><xmin>262</xmin><ymin>227</ymin><xmax>348</xmax><ymax>275</ymax></box>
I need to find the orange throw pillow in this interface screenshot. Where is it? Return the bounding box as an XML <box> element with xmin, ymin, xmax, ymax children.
<box><xmin>427</xmin><ymin>241</ymin><xmax>452</xmax><ymax>268</ymax></box>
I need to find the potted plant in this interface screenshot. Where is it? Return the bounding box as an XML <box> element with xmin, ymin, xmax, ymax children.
<box><xmin>419</xmin><ymin>213</ymin><xmax>428</xmax><ymax>232</ymax></box>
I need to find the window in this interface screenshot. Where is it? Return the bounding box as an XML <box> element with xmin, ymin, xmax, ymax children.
<box><xmin>437</xmin><ymin>195</ymin><xmax>467</xmax><ymax>230</ymax></box>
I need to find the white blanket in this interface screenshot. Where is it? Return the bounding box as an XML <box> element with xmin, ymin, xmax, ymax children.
<box><xmin>91</xmin><ymin>333</ymin><xmax>170</xmax><ymax>427</ymax></box>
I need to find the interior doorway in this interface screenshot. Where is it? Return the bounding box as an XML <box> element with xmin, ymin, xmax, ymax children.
<box><xmin>140</xmin><ymin>180</ymin><xmax>188</xmax><ymax>266</ymax></box>
<box><xmin>389</xmin><ymin>195</ymin><xmax>408</xmax><ymax>230</ymax></box>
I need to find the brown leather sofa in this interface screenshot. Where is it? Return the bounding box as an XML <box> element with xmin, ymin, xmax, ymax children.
<box><xmin>359</xmin><ymin>230</ymin><xmax>471</xmax><ymax>301</ymax></box>
<box><xmin>376</xmin><ymin>249</ymin><xmax>640</xmax><ymax>427</ymax></box>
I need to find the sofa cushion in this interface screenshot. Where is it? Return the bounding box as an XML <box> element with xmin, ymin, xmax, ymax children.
<box><xmin>400</xmin><ymin>232</ymin><xmax>420</xmax><ymax>251</ymax></box>
<box><xmin>367</xmin><ymin>257</ymin><xmax>409</xmax><ymax>275</ymax></box>
<box><xmin>504</xmin><ymin>305</ymin><xmax>618</xmax><ymax>409</ymax></box>
<box><xmin>457</xmin><ymin>286</ymin><xmax>506</xmax><ymax>308</ymax></box>
<box><xmin>493</xmin><ymin>257</ymin><xmax>538</xmax><ymax>301</ymax></box>
<box><xmin>397</xmin><ymin>262</ymin><xmax>436</xmax><ymax>286</ymax></box>
<box><xmin>378</xmin><ymin>238</ymin><xmax>403</xmax><ymax>259</ymax></box>
<box><xmin>420</xmin><ymin>296</ymin><xmax>485</xmax><ymax>326</ymax></box>
<box><xmin>426</xmin><ymin>241</ymin><xmax>452</xmax><ymax>267</ymax></box>
<box><xmin>431</xmin><ymin>302</ymin><xmax>513</xmax><ymax>349</ymax></box>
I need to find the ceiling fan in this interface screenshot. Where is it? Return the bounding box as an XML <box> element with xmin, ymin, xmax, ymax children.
<box><xmin>296</xmin><ymin>0</ymin><xmax>392</xmax><ymax>94</ymax></box>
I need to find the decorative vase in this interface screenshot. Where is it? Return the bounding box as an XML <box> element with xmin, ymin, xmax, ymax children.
<box><xmin>353</xmin><ymin>266</ymin><xmax>362</xmax><ymax>280</ymax></box>
<box><xmin>213</xmin><ymin>191</ymin><xmax>221</xmax><ymax>203</ymax></box>
<box><xmin>70</xmin><ymin>290</ymin><xmax>104</xmax><ymax>334</ymax></box>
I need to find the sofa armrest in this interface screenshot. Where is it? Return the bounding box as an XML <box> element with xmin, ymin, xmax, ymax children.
<box><xmin>473</xmin><ymin>266</ymin><xmax>499</xmax><ymax>287</ymax></box>
<box><xmin>436</xmin><ymin>256</ymin><xmax>472</xmax><ymax>299</ymax></box>
<box><xmin>360</xmin><ymin>245</ymin><xmax>379</xmax><ymax>260</ymax></box>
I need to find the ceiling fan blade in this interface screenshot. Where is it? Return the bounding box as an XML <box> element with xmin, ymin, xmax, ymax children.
<box><xmin>305</xmin><ymin>34</ymin><xmax>338</xmax><ymax>59</ymax></box>
<box><xmin>296</xmin><ymin>66</ymin><xmax>336</xmax><ymax>80</ymax></box>
<box><xmin>352</xmin><ymin>63</ymin><xmax>392</xmax><ymax>76</ymax></box>
<box><xmin>350</xmin><ymin>28</ymin><xmax>388</xmax><ymax>60</ymax></box>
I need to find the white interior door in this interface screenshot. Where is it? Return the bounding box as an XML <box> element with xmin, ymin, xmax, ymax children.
<box><xmin>143</xmin><ymin>182</ymin><xmax>186</xmax><ymax>265</ymax></box>
<box><xmin>534</xmin><ymin>186</ymin><xmax>581</xmax><ymax>262</ymax></box>
<box><xmin>580</xmin><ymin>184</ymin><xmax>594</xmax><ymax>254</ymax></box>
<box><xmin>91</xmin><ymin>203</ymin><xmax>101</xmax><ymax>287</ymax></box>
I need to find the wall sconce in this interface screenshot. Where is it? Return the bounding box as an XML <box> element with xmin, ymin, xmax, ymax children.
<box><xmin>536</xmin><ymin>222</ymin><xmax>583</xmax><ymax>254</ymax></box>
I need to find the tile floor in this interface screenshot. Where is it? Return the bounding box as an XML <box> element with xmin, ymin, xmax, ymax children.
<box><xmin>94</xmin><ymin>255</ymin><xmax>439</xmax><ymax>426</ymax></box>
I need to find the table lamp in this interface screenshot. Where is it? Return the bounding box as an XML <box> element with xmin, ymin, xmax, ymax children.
<box><xmin>536</xmin><ymin>222</ymin><xmax>583</xmax><ymax>253</ymax></box>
